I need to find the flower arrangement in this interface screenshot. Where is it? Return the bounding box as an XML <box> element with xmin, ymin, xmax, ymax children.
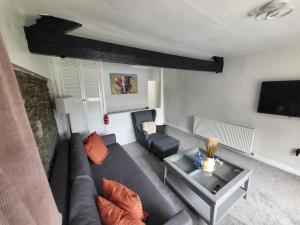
<box><xmin>207</xmin><ymin>138</ymin><xmax>219</xmax><ymax>158</ymax></box>
<box><xmin>202</xmin><ymin>138</ymin><xmax>219</xmax><ymax>173</ymax></box>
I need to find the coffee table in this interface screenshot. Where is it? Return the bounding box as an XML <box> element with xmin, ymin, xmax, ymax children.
<box><xmin>163</xmin><ymin>147</ymin><xmax>252</xmax><ymax>225</ymax></box>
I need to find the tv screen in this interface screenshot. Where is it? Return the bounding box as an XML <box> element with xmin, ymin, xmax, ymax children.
<box><xmin>257</xmin><ymin>81</ymin><xmax>300</xmax><ymax>117</ymax></box>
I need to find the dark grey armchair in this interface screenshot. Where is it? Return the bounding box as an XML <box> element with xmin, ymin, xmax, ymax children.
<box><xmin>131</xmin><ymin>110</ymin><xmax>167</xmax><ymax>151</ymax></box>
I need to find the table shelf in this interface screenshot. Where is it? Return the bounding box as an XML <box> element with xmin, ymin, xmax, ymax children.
<box><xmin>164</xmin><ymin>146</ymin><xmax>251</xmax><ymax>225</ymax></box>
<box><xmin>166</xmin><ymin>171</ymin><xmax>247</xmax><ymax>224</ymax></box>
<box><xmin>166</xmin><ymin>173</ymin><xmax>211</xmax><ymax>223</ymax></box>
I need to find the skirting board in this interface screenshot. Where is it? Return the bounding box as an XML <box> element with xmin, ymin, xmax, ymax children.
<box><xmin>254</xmin><ymin>155</ymin><xmax>300</xmax><ymax>177</ymax></box>
<box><xmin>165</xmin><ymin>122</ymin><xmax>300</xmax><ymax>177</ymax></box>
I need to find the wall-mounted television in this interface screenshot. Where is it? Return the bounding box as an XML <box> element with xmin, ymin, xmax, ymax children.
<box><xmin>257</xmin><ymin>80</ymin><xmax>300</xmax><ymax>118</ymax></box>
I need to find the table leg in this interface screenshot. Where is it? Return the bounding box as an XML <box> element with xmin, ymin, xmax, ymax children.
<box><xmin>163</xmin><ymin>166</ymin><xmax>167</xmax><ymax>184</ymax></box>
<box><xmin>244</xmin><ymin>177</ymin><xmax>250</xmax><ymax>200</ymax></box>
<box><xmin>210</xmin><ymin>203</ymin><xmax>217</xmax><ymax>225</ymax></box>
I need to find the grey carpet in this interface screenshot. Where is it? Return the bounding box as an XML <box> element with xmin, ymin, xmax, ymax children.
<box><xmin>123</xmin><ymin>127</ymin><xmax>300</xmax><ymax>225</ymax></box>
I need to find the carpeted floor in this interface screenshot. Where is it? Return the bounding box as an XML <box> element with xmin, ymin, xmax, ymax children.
<box><xmin>123</xmin><ymin>127</ymin><xmax>300</xmax><ymax>225</ymax></box>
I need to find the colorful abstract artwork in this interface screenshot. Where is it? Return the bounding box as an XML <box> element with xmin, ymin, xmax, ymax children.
<box><xmin>109</xmin><ymin>73</ymin><xmax>138</xmax><ymax>95</ymax></box>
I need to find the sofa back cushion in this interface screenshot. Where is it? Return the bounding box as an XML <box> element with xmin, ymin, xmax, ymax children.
<box><xmin>101</xmin><ymin>134</ymin><xmax>116</xmax><ymax>146</ymax></box>
<box><xmin>70</xmin><ymin>133</ymin><xmax>93</xmax><ymax>180</ymax></box>
<box><xmin>69</xmin><ymin>175</ymin><xmax>102</xmax><ymax>225</ymax></box>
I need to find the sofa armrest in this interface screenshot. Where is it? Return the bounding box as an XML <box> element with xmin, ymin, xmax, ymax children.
<box><xmin>49</xmin><ymin>140</ymin><xmax>70</xmax><ymax>225</ymax></box>
<box><xmin>157</xmin><ymin>125</ymin><xmax>167</xmax><ymax>134</ymax></box>
<box><xmin>101</xmin><ymin>134</ymin><xmax>116</xmax><ymax>146</ymax></box>
<box><xmin>163</xmin><ymin>210</ymin><xmax>192</xmax><ymax>225</ymax></box>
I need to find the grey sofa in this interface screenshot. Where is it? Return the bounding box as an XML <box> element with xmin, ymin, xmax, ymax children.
<box><xmin>49</xmin><ymin>133</ymin><xmax>192</xmax><ymax>225</ymax></box>
<box><xmin>131</xmin><ymin>109</ymin><xmax>168</xmax><ymax>150</ymax></box>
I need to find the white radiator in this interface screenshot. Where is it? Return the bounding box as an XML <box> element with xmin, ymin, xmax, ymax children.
<box><xmin>193</xmin><ymin>116</ymin><xmax>255</xmax><ymax>154</ymax></box>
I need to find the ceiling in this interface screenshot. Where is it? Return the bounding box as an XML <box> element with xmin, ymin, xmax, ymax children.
<box><xmin>14</xmin><ymin>0</ymin><xmax>300</xmax><ymax>59</ymax></box>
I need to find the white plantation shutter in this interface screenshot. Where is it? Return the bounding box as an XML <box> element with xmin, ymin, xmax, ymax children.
<box><xmin>60</xmin><ymin>59</ymin><xmax>81</xmax><ymax>98</ymax></box>
<box><xmin>79</xmin><ymin>60</ymin><xmax>100</xmax><ymax>99</ymax></box>
<box><xmin>79</xmin><ymin>60</ymin><xmax>104</xmax><ymax>133</ymax></box>
<box><xmin>59</xmin><ymin>59</ymin><xmax>104</xmax><ymax>135</ymax></box>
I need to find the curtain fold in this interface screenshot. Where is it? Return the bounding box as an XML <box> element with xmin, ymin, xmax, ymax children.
<box><xmin>0</xmin><ymin>34</ymin><xmax>61</xmax><ymax>225</ymax></box>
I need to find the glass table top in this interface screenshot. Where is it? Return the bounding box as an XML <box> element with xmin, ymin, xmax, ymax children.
<box><xmin>169</xmin><ymin>147</ymin><xmax>243</xmax><ymax>193</ymax></box>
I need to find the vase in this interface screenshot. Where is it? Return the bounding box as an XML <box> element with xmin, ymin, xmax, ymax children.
<box><xmin>194</xmin><ymin>151</ymin><xmax>202</xmax><ymax>169</ymax></box>
<box><xmin>202</xmin><ymin>157</ymin><xmax>215</xmax><ymax>173</ymax></box>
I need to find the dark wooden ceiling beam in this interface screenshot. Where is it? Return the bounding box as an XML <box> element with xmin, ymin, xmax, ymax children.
<box><xmin>24</xmin><ymin>16</ymin><xmax>224</xmax><ymax>73</ymax></box>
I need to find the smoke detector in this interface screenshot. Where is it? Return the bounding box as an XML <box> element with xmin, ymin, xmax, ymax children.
<box><xmin>253</xmin><ymin>0</ymin><xmax>294</xmax><ymax>21</ymax></box>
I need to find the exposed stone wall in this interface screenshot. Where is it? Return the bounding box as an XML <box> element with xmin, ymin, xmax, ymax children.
<box><xmin>15</xmin><ymin>68</ymin><xmax>59</xmax><ymax>176</ymax></box>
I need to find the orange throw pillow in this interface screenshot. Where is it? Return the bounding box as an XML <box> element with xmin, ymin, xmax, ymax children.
<box><xmin>102</xmin><ymin>178</ymin><xmax>148</xmax><ymax>221</ymax></box>
<box><xmin>84</xmin><ymin>132</ymin><xmax>109</xmax><ymax>165</ymax></box>
<box><xmin>97</xmin><ymin>197</ymin><xmax>145</xmax><ymax>225</ymax></box>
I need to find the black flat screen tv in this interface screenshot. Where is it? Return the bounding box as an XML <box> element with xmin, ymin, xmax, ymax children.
<box><xmin>257</xmin><ymin>80</ymin><xmax>300</xmax><ymax>117</ymax></box>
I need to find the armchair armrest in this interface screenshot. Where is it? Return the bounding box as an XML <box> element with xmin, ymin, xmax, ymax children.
<box><xmin>156</xmin><ymin>125</ymin><xmax>167</xmax><ymax>134</ymax></box>
<box><xmin>163</xmin><ymin>210</ymin><xmax>192</xmax><ymax>225</ymax></box>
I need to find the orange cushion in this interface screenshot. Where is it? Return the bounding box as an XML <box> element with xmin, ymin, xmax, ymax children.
<box><xmin>102</xmin><ymin>178</ymin><xmax>148</xmax><ymax>221</ymax></box>
<box><xmin>84</xmin><ymin>132</ymin><xmax>109</xmax><ymax>165</ymax></box>
<box><xmin>97</xmin><ymin>197</ymin><xmax>145</xmax><ymax>225</ymax></box>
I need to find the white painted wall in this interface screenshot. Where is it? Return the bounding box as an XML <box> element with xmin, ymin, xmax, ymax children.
<box><xmin>105</xmin><ymin>69</ymin><xmax>165</xmax><ymax>145</ymax></box>
<box><xmin>0</xmin><ymin>0</ymin><xmax>53</xmax><ymax>80</ymax></box>
<box><xmin>164</xmin><ymin>43</ymin><xmax>300</xmax><ymax>175</ymax></box>
<box><xmin>104</xmin><ymin>107</ymin><xmax>165</xmax><ymax>145</ymax></box>
<box><xmin>53</xmin><ymin>58</ymin><xmax>164</xmax><ymax>143</ymax></box>
<box><xmin>102</xmin><ymin>63</ymin><xmax>160</xmax><ymax>113</ymax></box>
<box><xmin>148</xmin><ymin>81</ymin><xmax>159</xmax><ymax>109</ymax></box>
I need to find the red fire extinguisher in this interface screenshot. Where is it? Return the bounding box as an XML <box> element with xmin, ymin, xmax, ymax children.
<box><xmin>104</xmin><ymin>114</ymin><xmax>109</xmax><ymax>125</ymax></box>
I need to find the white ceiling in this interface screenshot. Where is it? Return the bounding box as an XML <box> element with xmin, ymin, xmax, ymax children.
<box><xmin>14</xmin><ymin>0</ymin><xmax>300</xmax><ymax>59</ymax></box>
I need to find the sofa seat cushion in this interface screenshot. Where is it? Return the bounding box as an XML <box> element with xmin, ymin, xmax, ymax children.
<box><xmin>90</xmin><ymin>143</ymin><xmax>176</xmax><ymax>225</ymax></box>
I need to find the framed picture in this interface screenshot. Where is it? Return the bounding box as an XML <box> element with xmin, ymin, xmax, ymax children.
<box><xmin>109</xmin><ymin>73</ymin><xmax>138</xmax><ymax>95</ymax></box>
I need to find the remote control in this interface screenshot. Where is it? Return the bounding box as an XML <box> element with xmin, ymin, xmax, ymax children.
<box><xmin>212</xmin><ymin>184</ymin><xmax>221</xmax><ymax>194</ymax></box>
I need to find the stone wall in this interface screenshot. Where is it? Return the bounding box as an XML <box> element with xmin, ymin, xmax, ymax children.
<box><xmin>15</xmin><ymin>68</ymin><xmax>59</xmax><ymax>176</ymax></box>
